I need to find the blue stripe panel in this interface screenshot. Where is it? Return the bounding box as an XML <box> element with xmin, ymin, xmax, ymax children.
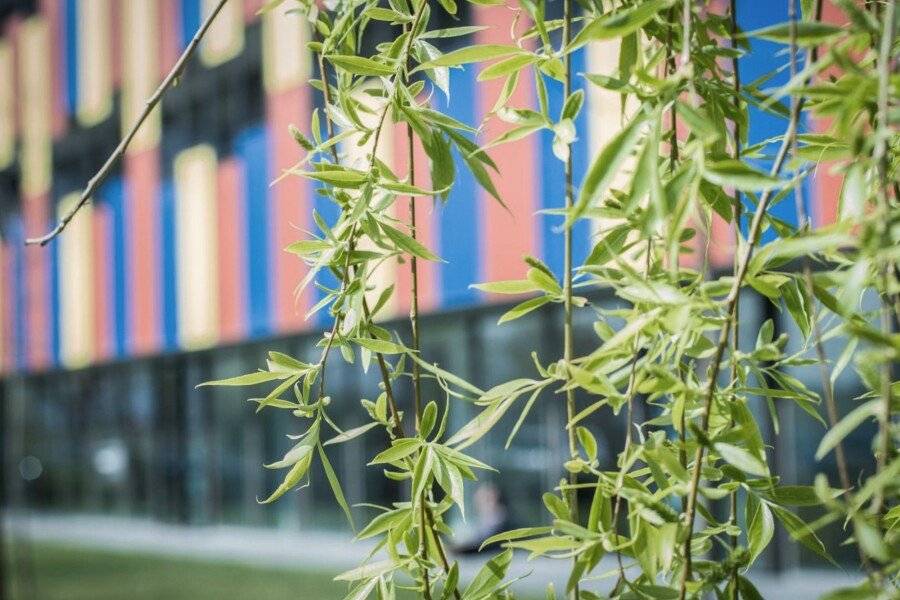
<box><xmin>181</xmin><ymin>0</ymin><xmax>202</xmax><ymax>50</ymax></box>
<box><xmin>540</xmin><ymin>47</ymin><xmax>591</xmax><ymax>276</ymax></box>
<box><xmin>435</xmin><ymin>66</ymin><xmax>481</xmax><ymax>307</ymax></box>
<box><xmin>160</xmin><ymin>179</ymin><xmax>179</xmax><ymax>350</ymax></box>
<box><xmin>738</xmin><ymin>0</ymin><xmax>808</xmax><ymax>240</ymax></box>
<box><xmin>103</xmin><ymin>177</ymin><xmax>129</xmax><ymax>357</ymax></box>
<box><xmin>235</xmin><ymin>126</ymin><xmax>271</xmax><ymax>337</ymax></box>
<box><xmin>309</xmin><ymin>68</ymin><xmax>339</xmax><ymax>327</ymax></box>
<box><xmin>64</xmin><ymin>0</ymin><xmax>79</xmax><ymax>115</ymax></box>
<box><xmin>10</xmin><ymin>219</ymin><xmax>27</xmax><ymax>369</ymax></box>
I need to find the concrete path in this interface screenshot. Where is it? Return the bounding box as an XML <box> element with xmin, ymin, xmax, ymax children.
<box><xmin>4</xmin><ymin>512</ymin><xmax>861</xmax><ymax>598</ymax></box>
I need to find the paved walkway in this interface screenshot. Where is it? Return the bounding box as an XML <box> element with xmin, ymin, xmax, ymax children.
<box><xmin>5</xmin><ymin>512</ymin><xmax>861</xmax><ymax>598</ymax></box>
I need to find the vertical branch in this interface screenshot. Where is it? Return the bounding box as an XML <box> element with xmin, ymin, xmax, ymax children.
<box><xmin>314</xmin><ymin>10</ymin><xmax>460</xmax><ymax>596</ymax></box>
<box><xmin>727</xmin><ymin>2</ymin><xmax>742</xmax><ymax>597</ymax></box>
<box><xmin>785</xmin><ymin>0</ymin><xmax>853</xmax><ymax>497</ymax></box>
<box><xmin>678</xmin><ymin>19</ymin><xmax>814</xmax><ymax>600</ymax></box>
<box><xmin>872</xmin><ymin>0</ymin><xmax>896</xmax><ymax>517</ymax></box>
<box><xmin>562</xmin><ymin>2</ymin><xmax>580</xmax><ymax>598</ymax></box>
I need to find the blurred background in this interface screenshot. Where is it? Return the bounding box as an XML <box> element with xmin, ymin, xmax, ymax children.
<box><xmin>0</xmin><ymin>0</ymin><xmax>872</xmax><ymax>598</ymax></box>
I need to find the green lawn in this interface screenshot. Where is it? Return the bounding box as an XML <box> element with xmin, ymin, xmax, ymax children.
<box><xmin>5</xmin><ymin>543</ymin><xmax>349</xmax><ymax>599</ymax></box>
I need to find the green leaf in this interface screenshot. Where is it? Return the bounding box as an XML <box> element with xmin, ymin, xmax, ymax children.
<box><xmin>357</xmin><ymin>508</ymin><xmax>410</xmax><ymax>540</ymax></box>
<box><xmin>770</xmin><ymin>505</ymin><xmax>836</xmax><ymax>565</ymax></box>
<box><xmin>576</xmin><ymin>427</ymin><xmax>597</xmax><ymax>462</ymax></box>
<box><xmin>420</xmin><ymin>401</ymin><xmax>438</xmax><ymax>439</ymax></box>
<box><xmin>419</xmin><ymin>26</ymin><xmax>489</xmax><ymax>39</ymax></box>
<box><xmin>498</xmin><ymin>296</ymin><xmax>551</xmax><ymax>324</ymax></box>
<box><xmin>381</xmin><ymin>222</ymin><xmax>442</xmax><ymax>261</ymax></box>
<box><xmin>571</xmin><ymin>111</ymin><xmax>646</xmax><ymax>224</ymax></box>
<box><xmin>480</xmin><ymin>526</ymin><xmax>553</xmax><ymax>549</ymax></box>
<box><xmin>301</xmin><ymin>168</ymin><xmax>369</xmax><ymax>188</ymax></box>
<box><xmin>477</xmin><ymin>54</ymin><xmax>537</xmax><ymax>81</ymax></box>
<box><xmin>715</xmin><ymin>443</ymin><xmax>769</xmax><ymax>477</ymax></box>
<box><xmin>418</xmin><ymin>45</ymin><xmax>524</xmax><ymax>69</ymax></box>
<box><xmin>742</xmin><ymin>22</ymin><xmax>843</xmax><ymax>45</ymax></box>
<box><xmin>258</xmin><ymin>450</ymin><xmax>313</xmax><ymax>504</ymax></box>
<box><xmin>702</xmin><ymin>160</ymin><xmax>782</xmax><ymax>191</ymax></box>
<box><xmin>197</xmin><ymin>371</ymin><xmax>289</xmax><ymax>387</ymax></box>
<box><xmin>334</xmin><ymin>560</ymin><xmax>397</xmax><ymax>582</ymax></box>
<box><xmin>815</xmin><ymin>399</ymin><xmax>878</xmax><ymax>460</ymax></box>
<box><xmin>327</xmin><ymin>55</ymin><xmax>394</xmax><ymax>76</ymax></box>
<box><xmin>570</xmin><ymin>0</ymin><xmax>671</xmax><ymax>49</ymax></box>
<box><xmin>746</xmin><ymin>494</ymin><xmax>774</xmax><ymax>566</ymax></box>
<box><xmin>354</xmin><ymin>337</ymin><xmax>406</xmax><ymax>355</ymax></box>
<box><xmin>324</xmin><ymin>421</ymin><xmax>381</xmax><ymax>446</ymax></box>
<box><xmin>318</xmin><ymin>443</ymin><xmax>355</xmax><ymax>530</ymax></box>
<box><xmin>471</xmin><ymin>280</ymin><xmax>538</xmax><ymax>294</ymax></box>
<box><xmin>462</xmin><ymin>548</ymin><xmax>513</xmax><ymax>600</ymax></box>
<box><xmin>369</xmin><ymin>438</ymin><xmax>421</xmax><ymax>464</ymax></box>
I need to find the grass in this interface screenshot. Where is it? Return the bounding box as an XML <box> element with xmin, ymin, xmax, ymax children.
<box><xmin>4</xmin><ymin>542</ymin><xmax>349</xmax><ymax>599</ymax></box>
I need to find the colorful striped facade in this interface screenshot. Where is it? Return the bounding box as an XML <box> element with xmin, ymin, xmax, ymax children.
<box><xmin>0</xmin><ymin>1</ymin><xmax>842</xmax><ymax>375</ymax></box>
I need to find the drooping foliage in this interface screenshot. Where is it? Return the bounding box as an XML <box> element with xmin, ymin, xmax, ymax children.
<box><xmin>203</xmin><ymin>0</ymin><xmax>898</xmax><ymax>598</ymax></box>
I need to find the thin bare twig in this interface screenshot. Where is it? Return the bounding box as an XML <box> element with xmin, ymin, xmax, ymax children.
<box><xmin>26</xmin><ymin>0</ymin><xmax>231</xmax><ymax>246</ymax></box>
<box><xmin>727</xmin><ymin>2</ymin><xmax>742</xmax><ymax>598</ymax></box>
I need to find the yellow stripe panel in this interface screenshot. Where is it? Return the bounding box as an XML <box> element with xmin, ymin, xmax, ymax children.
<box><xmin>586</xmin><ymin>41</ymin><xmax>641</xmax><ymax>248</ymax></box>
<box><xmin>121</xmin><ymin>1</ymin><xmax>160</xmax><ymax>152</ymax></box>
<box><xmin>342</xmin><ymin>89</ymin><xmax>396</xmax><ymax>319</ymax></box>
<box><xmin>18</xmin><ymin>17</ymin><xmax>52</xmax><ymax>197</ymax></box>
<box><xmin>201</xmin><ymin>0</ymin><xmax>245</xmax><ymax>66</ymax></box>
<box><xmin>262</xmin><ymin>1</ymin><xmax>308</xmax><ymax>92</ymax></box>
<box><xmin>0</xmin><ymin>42</ymin><xmax>13</xmax><ymax>170</ymax></box>
<box><xmin>58</xmin><ymin>194</ymin><xmax>96</xmax><ymax>368</ymax></box>
<box><xmin>174</xmin><ymin>145</ymin><xmax>220</xmax><ymax>349</ymax></box>
<box><xmin>77</xmin><ymin>0</ymin><xmax>113</xmax><ymax>126</ymax></box>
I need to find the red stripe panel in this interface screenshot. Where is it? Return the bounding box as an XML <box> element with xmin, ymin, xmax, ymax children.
<box><xmin>812</xmin><ymin>1</ymin><xmax>845</xmax><ymax>227</ymax></box>
<box><xmin>216</xmin><ymin>157</ymin><xmax>247</xmax><ymax>342</ymax></box>
<box><xmin>93</xmin><ymin>202</ymin><xmax>112</xmax><ymax>361</ymax></box>
<box><xmin>22</xmin><ymin>194</ymin><xmax>50</xmax><ymax>369</ymax></box>
<box><xmin>40</xmin><ymin>0</ymin><xmax>67</xmax><ymax>138</ymax></box>
<box><xmin>393</xmin><ymin>121</ymin><xmax>438</xmax><ymax>313</ymax></box>
<box><xmin>110</xmin><ymin>0</ymin><xmax>122</xmax><ymax>87</ymax></box>
<box><xmin>244</xmin><ymin>0</ymin><xmax>264</xmax><ymax>21</ymax></box>
<box><xmin>125</xmin><ymin>148</ymin><xmax>161</xmax><ymax>354</ymax></box>
<box><xmin>160</xmin><ymin>0</ymin><xmax>181</xmax><ymax>78</ymax></box>
<box><xmin>474</xmin><ymin>6</ymin><xmax>538</xmax><ymax>286</ymax></box>
<box><xmin>267</xmin><ymin>88</ymin><xmax>311</xmax><ymax>332</ymax></box>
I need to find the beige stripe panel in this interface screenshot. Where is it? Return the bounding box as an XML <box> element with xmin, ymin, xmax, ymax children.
<box><xmin>58</xmin><ymin>194</ymin><xmax>96</xmax><ymax>368</ymax></box>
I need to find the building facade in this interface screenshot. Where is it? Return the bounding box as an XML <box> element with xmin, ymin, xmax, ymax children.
<box><xmin>0</xmin><ymin>0</ymin><xmax>862</xmax><ymax>570</ymax></box>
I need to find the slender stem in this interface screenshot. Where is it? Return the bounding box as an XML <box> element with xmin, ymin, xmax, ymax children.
<box><xmin>872</xmin><ymin>0</ymin><xmax>895</xmax><ymax>518</ymax></box>
<box><xmin>727</xmin><ymin>2</ymin><xmax>742</xmax><ymax>597</ymax></box>
<box><xmin>785</xmin><ymin>0</ymin><xmax>854</xmax><ymax>497</ymax></box>
<box><xmin>26</xmin><ymin>0</ymin><xmax>231</xmax><ymax>246</ymax></box>
<box><xmin>612</xmin><ymin>240</ymin><xmax>653</xmax><ymax>586</ymax></box>
<box><xmin>561</xmin><ymin>2</ymin><xmax>580</xmax><ymax>598</ymax></box>
<box><xmin>408</xmin><ymin>122</ymin><xmax>424</xmax><ymax>429</ymax></box>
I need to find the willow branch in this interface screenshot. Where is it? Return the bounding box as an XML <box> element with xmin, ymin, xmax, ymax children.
<box><xmin>678</xmin><ymin>23</ymin><xmax>814</xmax><ymax>600</ymax></box>
<box><xmin>872</xmin><ymin>0</ymin><xmax>896</xmax><ymax>518</ymax></box>
<box><xmin>727</xmin><ymin>2</ymin><xmax>742</xmax><ymax>597</ymax></box>
<box><xmin>562</xmin><ymin>1</ymin><xmax>580</xmax><ymax>597</ymax></box>
<box><xmin>26</xmin><ymin>0</ymin><xmax>231</xmax><ymax>246</ymax></box>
